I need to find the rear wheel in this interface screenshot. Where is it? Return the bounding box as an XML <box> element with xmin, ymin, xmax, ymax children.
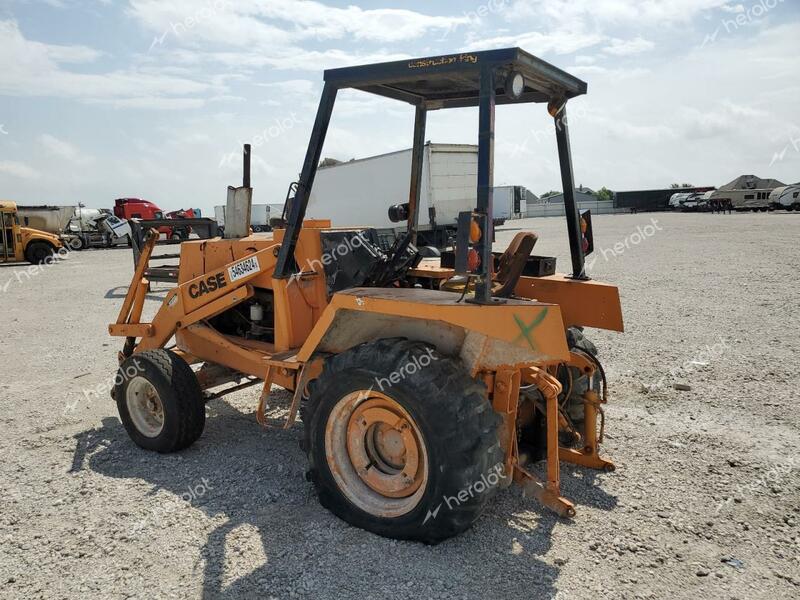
<box><xmin>114</xmin><ymin>349</ymin><xmax>205</xmax><ymax>453</ymax></box>
<box><xmin>303</xmin><ymin>339</ymin><xmax>502</xmax><ymax>543</ymax></box>
<box><xmin>25</xmin><ymin>241</ymin><xmax>56</xmax><ymax>264</ymax></box>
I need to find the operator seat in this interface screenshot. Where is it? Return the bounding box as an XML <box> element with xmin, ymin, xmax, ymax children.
<box><xmin>441</xmin><ymin>231</ymin><xmax>537</xmax><ymax>298</ymax></box>
<box><xmin>492</xmin><ymin>231</ymin><xmax>538</xmax><ymax>297</ymax></box>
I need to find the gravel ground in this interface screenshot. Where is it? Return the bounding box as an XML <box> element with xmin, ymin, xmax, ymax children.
<box><xmin>1</xmin><ymin>212</ymin><xmax>798</xmax><ymax>599</ymax></box>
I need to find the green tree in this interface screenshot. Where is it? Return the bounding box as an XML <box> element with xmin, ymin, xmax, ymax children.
<box><xmin>596</xmin><ymin>186</ymin><xmax>614</xmax><ymax>202</ymax></box>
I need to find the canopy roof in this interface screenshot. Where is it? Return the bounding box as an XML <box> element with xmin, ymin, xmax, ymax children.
<box><xmin>323</xmin><ymin>48</ymin><xmax>587</xmax><ymax>110</ymax></box>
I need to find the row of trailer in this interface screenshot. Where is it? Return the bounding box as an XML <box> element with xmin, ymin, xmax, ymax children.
<box><xmin>670</xmin><ymin>184</ymin><xmax>800</xmax><ymax>212</ymax></box>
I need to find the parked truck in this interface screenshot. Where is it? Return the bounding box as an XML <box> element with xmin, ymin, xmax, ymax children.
<box><xmin>114</xmin><ymin>198</ymin><xmax>198</xmax><ymax>239</ymax></box>
<box><xmin>66</xmin><ymin>207</ymin><xmax>132</xmax><ymax>250</ymax></box>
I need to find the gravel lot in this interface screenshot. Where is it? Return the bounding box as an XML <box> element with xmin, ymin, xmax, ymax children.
<box><xmin>1</xmin><ymin>212</ymin><xmax>798</xmax><ymax>599</ymax></box>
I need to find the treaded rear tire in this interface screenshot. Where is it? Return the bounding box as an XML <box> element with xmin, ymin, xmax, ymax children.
<box><xmin>302</xmin><ymin>338</ymin><xmax>503</xmax><ymax>544</ymax></box>
<box><xmin>114</xmin><ymin>349</ymin><xmax>205</xmax><ymax>453</ymax></box>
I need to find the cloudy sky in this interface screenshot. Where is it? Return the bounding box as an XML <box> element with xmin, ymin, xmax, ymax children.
<box><xmin>0</xmin><ymin>0</ymin><xmax>798</xmax><ymax>213</ymax></box>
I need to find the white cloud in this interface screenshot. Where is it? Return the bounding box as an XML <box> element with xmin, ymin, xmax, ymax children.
<box><xmin>257</xmin><ymin>80</ymin><xmax>316</xmax><ymax>96</ymax></box>
<box><xmin>164</xmin><ymin>47</ymin><xmax>409</xmax><ymax>72</ymax></box>
<box><xmin>603</xmin><ymin>37</ymin><xmax>655</xmax><ymax>56</ymax></box>
<box><xmin>44</xmin><ymin>43</ymin><xmax>104</xmax><ymax>63</ymax></box>
<box><xmin>569</xmin><ymin>65</ymin><xmax>651</xmax><ymax>80</ymax></box>
<box><xmin>507</xmin><ymin>0</ymin><xmax>733</xmax><ymax>27</ymax></box>
<box><xmin>38</xmin><ymin>134</ymin><xmax>93</xmax><ymax>165</ymax></box>
<box><xmin>467</xmin><ymin>29</ymin><xmax>606</xmax><ymax>55</ymax></box>
<box><xmin>103</xmin><ymin>97</ymin><xmax>206</xmax><ymax>110</ymax></box>
<box><xmin>721</xmin><ymin>4</ymin><xmax>746</xmax><ymax>14</ymax></box>
<box><xmin>128</xmin><ymin>0</ymin><xmax>469</xmax><ymax>46</ymax></box>
<box><xmin>0</xmin><ymin>160</ymin><xmax>40</xmax><ymax>179</ymax></box>
<box><xmin>0</xmin><ymin>20</ymin><xmax>221</xmax><ymax>108</ymax></box>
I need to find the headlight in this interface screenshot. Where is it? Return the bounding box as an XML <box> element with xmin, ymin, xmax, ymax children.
<box><xmin>505</xmin><ymin>71</ymin><xmax>525</xmax><ymax>100</ymax></box>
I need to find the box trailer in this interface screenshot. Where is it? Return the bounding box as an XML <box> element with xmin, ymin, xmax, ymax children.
<box><xmin>493</xmin><ymin>185</ymin><xmax>530</xmax><ymax>220</ymax></box>
<box><xmin>307</xmin><ymin>143</ymin><xmax>480</xmax><ymax>248</ymax></box>
<box><xmin>214</xmin><ymin>204</ymin><xmax>271</xmax><ymax>232</ymax></box>
<box><xmin>17</xmin><ymin>205</ymin><xmax>75</xmax><ymax>234</ymax></box>
<box><xmin>267</xmin><ymin>203</ymin><xmax>285</xmax><ymax>220</ymax></box>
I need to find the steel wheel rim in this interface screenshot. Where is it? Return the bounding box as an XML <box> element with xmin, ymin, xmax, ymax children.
<box><xmin>126</xmin><ymin>376</ymin><xmax>165</xmax><ymax>438</ymax></box>
<box><xmin>325</xmin><ymin>390</ymin><xmax>428</xmax><ymax>517</ymax></box>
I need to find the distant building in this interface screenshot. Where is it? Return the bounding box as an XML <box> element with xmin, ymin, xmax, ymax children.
<box><xmin>542</xmin><ymin>185</ymin><xmax>597</xmax><ymax>204</ymax></box>
<box><xmin>718</xmin><ymin>174</ymin><xmax>785</xmax><ymax>191</ymax></box>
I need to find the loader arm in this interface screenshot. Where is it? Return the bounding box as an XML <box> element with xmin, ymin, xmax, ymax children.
<box><xmin>110</xmin><ymin>245</ymin><xmax>277</xmax><ymax>353</ymax></box>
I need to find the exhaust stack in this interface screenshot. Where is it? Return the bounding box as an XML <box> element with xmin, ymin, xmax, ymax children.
<box><xmin>223</xmin><ymin>143</ymin><xmax>253</xmax><ymax>239</ymax></box>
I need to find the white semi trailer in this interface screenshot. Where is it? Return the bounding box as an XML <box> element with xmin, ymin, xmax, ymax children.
<box><xmin>17</xmin><ymin>205</ymin><xmax>75</xmax><ymax>233</ymax></box>
<box><xmin>214</xmin><ymin>204</ymin><xmax>271</xmax><ymax>232</ymax></box>
<box><xmin>308</xmin><ymin>143</ymin><xmax>505</xmax><ymax>248</ymax></box>
<box><xmin>493</xmin><ymin>185</ymin><xmax>532</xmax><ymax>220</ymax></box>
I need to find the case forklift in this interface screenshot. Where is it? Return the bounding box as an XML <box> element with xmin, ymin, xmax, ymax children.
<box><xmin>109</xmin><ymin>48</ymin><xmax>623</xmax><ymax>543</ymax></box>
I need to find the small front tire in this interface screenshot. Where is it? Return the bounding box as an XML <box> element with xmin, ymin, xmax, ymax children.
<box><xmin>114</xmin><ymin>349</ymin><xmax>205</xmax><ymax>453</ymax></box>
<box><xmin>25</xmin><ymin>241</ymin><xmax>56</xmax><ymax>265</ymax></box>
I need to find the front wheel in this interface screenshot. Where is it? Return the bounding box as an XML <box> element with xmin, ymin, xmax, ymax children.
<box><xmin>25</xmin><ymin>241</ymin><xmax>56</xmax><ymax>264</ymax></box>
<box><xmin>114</xmin><ymin>349</ymin><xmax>205</xmax><ymax>453</ymax></box>
<box><xmin>303</xmin><ymin>339</ymin><xmax>503</xmax><ymax>544</ymax></box>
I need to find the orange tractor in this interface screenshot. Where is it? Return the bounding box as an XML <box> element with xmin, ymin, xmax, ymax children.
<box><xmin>109</xmin><ymin>48</ymin><xmax>623</xmax><ymax>543</ymax></box>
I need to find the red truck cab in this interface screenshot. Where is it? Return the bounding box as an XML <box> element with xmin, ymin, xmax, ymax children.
<box><xmin>114</xmin><ymin>198</ymin><xmax>188</xmax><ymax>238</ymax></box>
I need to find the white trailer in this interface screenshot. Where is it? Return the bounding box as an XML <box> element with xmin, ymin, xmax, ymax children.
<box><xmin>307</xmin><ymin>143</ymin><xmax>478</xmax><ymax>248</ymax></box>
<box><xmin>214</xmin><ymin>204</ymin><xmax>271</xmax><ymax>232</ymax></box>
<box><xmin>17</xmin><ymin>205</ymin><xmax>74</xmax><ymax>233</ymax></box>
<box><xmin>493</xmin><ymin>185</ymin><xmax>530</xmax><ymax>220</ymax></box>
<box><xmin>214</xmin><ymin>205</ymin><xmax>225</xmax><ymax>227</ymax></box>
<box><xmin>769</xmin><ymin>185</ymin><xmax>800</xmax><ymax>210</ymax></box>
<box><xmin>669</xmin><ymin>192</ymin><xmax>706</xmax><ymax>211</ymax></box>
<box><xmin>709</xmin><ymin>188</ymin><xmax>777</xmax><ymax>212</ymax></box>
